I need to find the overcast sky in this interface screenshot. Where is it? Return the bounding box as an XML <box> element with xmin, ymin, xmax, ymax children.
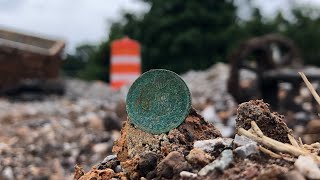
<box><xmin>0</xmin><ymin>0</ymin><xmax>319</xmax><ymax>53</ymax></box>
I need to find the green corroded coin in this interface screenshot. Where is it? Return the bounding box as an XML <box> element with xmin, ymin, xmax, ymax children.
<box><xmin>126</xmin><ymin>69</ymin><xmax>191</xmax><ymax>134</ymax></box>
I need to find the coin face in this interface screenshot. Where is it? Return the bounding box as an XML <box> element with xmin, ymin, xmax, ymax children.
<box><xmin>126</xmin><ymin>69</ymin><xmax>191</xmax><ymax>134</ymax></box>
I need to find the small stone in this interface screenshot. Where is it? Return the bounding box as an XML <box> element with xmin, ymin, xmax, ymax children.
<box><xmin>2</xmin><ymin>167</ymin><xmax>14</xmax><ymax>180</ymax></box>
<box><xmin>115</xmin><ymin>165</ymin><xmax>122</xmax><ymax>173</ymax></box>
<box><xmin>104</xmin><ymin>113</ymin><xmax>122</xmax><ymax>131</ymax></box>
<box><xmin>180</xmin><ymin>171</ymin><xmax>198</xmax><ymax>178</ymax></box>
<box><xmin>294</xmin><ymin>155</ymin><xmax>320</xmax><ymax>179</ymax></box>
<box><xmin>97</xmin><ymin>155</ymin><xmax>119</xmax><ymax>170</ymax></box>
<box><xmin>92</xmin><ymin>143</ymin><xmax>110</xmax><ymax>154</ymax></box>
<box><xmin>234</xmin><ymin>134</ymin><xmax>255</xmax><ymax>147</ymax></box>
<box><xmin>284</xmin><ymin>170</ymin><xmax>305</xmax><ymax>180</ymax></box>
<box><xmin>234</xmin><ymin>143</ymin><xmax>258</xmax><ymax>158</ymax></box>
<box><xmin>194</xmin><ymin>138</ymin><xmax>233</xmax><ymax>153</ymax></box>
<box><xmin>138</xmin><ymin>152</ymin><xmax>159</xmax><ymax>177</ymax></box>
<box><xmin>201</xmin><ymin>105</ymin><xmax>221</xmax><ymax>124</ymax></box>
<box><xmin>306</xmin><ymin>119</ymin><xmax>320</xmax><ymax>134</ymax></box>
<box><xmin>198</xmin><ymin>149</ymin><xmax>233</xmax><ymax>176</ymax></box>
<box><xmin>186</xmin><ymin>148</ymin><xmax>213</xmax><ymax>166</ymax></box>
<box><xmin>215</xmin><ymin>124</ymin><xmax>234</xmax><ymax>137</ymax></box>
<box><xmin>156</xmin><ymin>151</ymin><xmax>191</xmax><ymax>179</ymax></box>
<box><xmin>87</xmin><ymin>113</ymin><xmax>104</xmax><ymax>130</ymax></box>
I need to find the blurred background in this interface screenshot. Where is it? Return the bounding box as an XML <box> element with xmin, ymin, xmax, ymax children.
<box><xmin>1</xmin><ymin>0</ymin><xmax>320</xmax><ymax>179</ymax></box>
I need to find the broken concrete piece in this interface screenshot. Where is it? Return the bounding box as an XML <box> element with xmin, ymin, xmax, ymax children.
<box><xmin>194</xmin><ymin>138</ymin><xmax>233</xmax><ymax>153</ymax></box>
<box><xmin>294</xmin><ymin>155</ymin><xmax>320</xmax><ymax>179</ymax></box>
<box><xmin>198</xmin><ymin>149</ymin><xmax>233</xmax><ymax>176</ymax></box>
<box><xmin>234</xmin><ymin>143</ymin><xmax>258</xmax><ymax>158</ymax></box>
<box><xmin>236</xmin><ymin>100</ymin><xmax>293</xmax><ymax>143</ymax></box>
<box><xmin>234</xmin><ymin>134</ymin><xmax>256</xmax><ymax>147</ymax></box>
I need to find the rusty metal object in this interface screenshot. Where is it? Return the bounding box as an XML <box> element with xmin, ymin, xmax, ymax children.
<box><xmin>0</xmin><ymin>28</ymin><xmax>65</xmax><ymax>95</ymax></box>
<box><xmin>227</xmin><ymin>34</ymin><xmax>303</xmax><ymax>107</ymax></box>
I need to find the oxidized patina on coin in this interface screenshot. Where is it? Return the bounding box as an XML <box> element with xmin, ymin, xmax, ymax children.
<box><xmin>126</xmin><ymin>69</ymin><xmax>191</xmax><ymax>134</ymax></box>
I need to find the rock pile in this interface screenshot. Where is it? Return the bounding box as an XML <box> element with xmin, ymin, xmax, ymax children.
<box><xmin>0</xmin><ymin>79</ymin><xmax>127</xmax><ymax>179</ymax></box>
<box><xmin>2</xmin><ymin>62</ymin><xmax>320</xmax><ymax>179</ymax></box>
<box><xmin>181</xmin><ymin>63</ymin><xmax>236</xmax><ymax>110</ymax></box>
<box><xmin>76</xmin><ymin>100</ymin><xmax>320</xmax><ymax>179</ymax></box>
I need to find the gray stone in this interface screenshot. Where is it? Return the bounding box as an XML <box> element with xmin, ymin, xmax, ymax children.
<box><xmin>194</xmin><ymin>138</ymin><xmax>233</xmax><ymax>153</ymax></box>
<box><xmin>201</xmin><ymin>105</ymin><xmax>221</xmax><ymax>124</ymax></box>
<box><xmin>234</xmin><ymin>134</ymin><xmax>256</xmax><ymax>147</ymax></box>
<box><xmin>97</xmin><ymin>155</ymin><xmax>119</xmax><ymax>170</ymax></box>
<box><xmin>198</xmin><ymin>149</ymin><xmax>234</xmax><ymax>176</ymax></box>
<box><xmin>102</xmin><ymin>154</ymin><xmax>117</xmax><ymax>162</ymax></box>
<box><xmin>294</xmin><ymin>155</ymin><xmax>320</xmax><ymax>179</ymax></box>
<box><xmin>2</xmin><ymin>167</ymin><xmax>14</xmax><ymax>180</ymax></box>
<box><xmin>215</xmin><ymin>124</ymin><xmax>234</xmax><ymax>137</ymax></box>
<box><xmin>234</xmin><ymin>143</ymin><xmax>258</xmax><ymax>158</ymax></box>
<box><xmin>115</xmin><ymin>165</ymin><xmax>122</xmax><ymax>173</ymax></box>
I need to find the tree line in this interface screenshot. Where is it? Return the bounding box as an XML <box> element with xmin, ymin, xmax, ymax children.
<box><xmin>62</xmin><ymin>0</ymin><xmax>320</xmax><ymax>82</ymax></box>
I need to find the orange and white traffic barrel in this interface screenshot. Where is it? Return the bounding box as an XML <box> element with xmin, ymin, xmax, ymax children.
<box><xmin>110</xmin><ymin>37</ymin><xmax>141</xmax><ymax>90</ymax></box>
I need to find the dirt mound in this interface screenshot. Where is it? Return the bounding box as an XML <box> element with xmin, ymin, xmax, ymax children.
<box><xmin>75</xmin><ymin>100</ymin><xmax>320</xmax><ymax>180</ymax></box>
<box><xmin>236</xmin><ymin>100</ymin><xmax>293</xmax><ymax>143</ymax></box>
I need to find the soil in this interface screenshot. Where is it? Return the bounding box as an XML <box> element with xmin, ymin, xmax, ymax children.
<box><xmin>236</xmin><ymin>100</ymin><xmax>293</xmax><ymax>143</ymax></box>
<box><xmin>74</xmin><ymin>100</ymin><xmax>315</xmax><ymax>180</ymax></box>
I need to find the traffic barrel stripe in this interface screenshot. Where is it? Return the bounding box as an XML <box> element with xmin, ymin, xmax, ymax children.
<box><xmin>111</xmin><ymin>55</ymin><xmax>140</xmax><ymax>64</ymax></box>
<box><xmin>111</xmin><ymin>64</ymin><xmax>141</xmax><ymax>73</ymax></box>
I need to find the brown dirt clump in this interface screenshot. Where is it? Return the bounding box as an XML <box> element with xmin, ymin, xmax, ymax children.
<box><xmin>112</xmin><ymin>107</ymin><xmax>221</xmax><ymax>178</ymax></box>
<box><xmin>236</xmin><ymin>100</ymin><xmax>293</xmax><ymax>143</ymax></box>
<box><xmin>74</xmin><ymin>166</ymin><xmax>115</xmax><ymax>180</ymax></box>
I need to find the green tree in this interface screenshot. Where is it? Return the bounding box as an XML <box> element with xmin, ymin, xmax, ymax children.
<box><xmin>63</xmin><ymin>1</ymin><xmax>320</xmax><ymax>82</ymax></box>
<box><xmin>285</xmin><ymin>8</ymin><xmax>320</xmax><ymax>65</ymax></box>
<box><xmin>62</xmin><ymin>44</ymin><xmax>96</xmax><ymax>77</ymax></box>
<box><xmin>111</xmin><ymin>0</ymin><xmax>239</xmax><ymax>74</ymax></box>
